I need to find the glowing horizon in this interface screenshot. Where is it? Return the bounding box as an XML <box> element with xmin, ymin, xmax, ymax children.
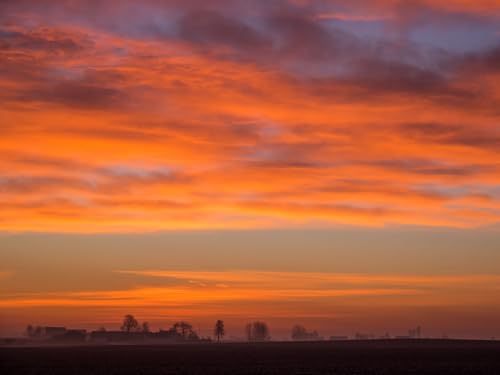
<box><xmin>2</xmin><ymin>268</ymin><xmax>500</xmax><ymax>339</ymax></box>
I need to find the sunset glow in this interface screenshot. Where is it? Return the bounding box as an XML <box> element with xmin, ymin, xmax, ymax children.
<box><xmin>1</xmin><ymin>0</ymin><xmax>500</xmax><ymax>339</ymax></box>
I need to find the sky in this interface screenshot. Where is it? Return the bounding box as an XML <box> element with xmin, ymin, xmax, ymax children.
<box><xmin>0</xmin><ymin>0</ymin><xmax>500</xmax><ymax>339</ymax></box>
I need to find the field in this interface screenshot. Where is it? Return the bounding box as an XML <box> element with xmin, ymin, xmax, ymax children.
<box><xmin>1</xmin><ymin>340</ymin><xmax>500</xmax><ymax>374</ymax></box>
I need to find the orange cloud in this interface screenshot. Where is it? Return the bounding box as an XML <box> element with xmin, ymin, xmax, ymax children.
<box><xmin>0</xmin><ymin>1</ymin><xmax>499</xmax><ymax>232</ymax></box>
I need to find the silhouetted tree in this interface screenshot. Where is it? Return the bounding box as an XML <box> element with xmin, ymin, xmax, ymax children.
<box><xmin>26</xmin><ymin>325</ymin><xmax>34</xmax><ymax>337</ymax></box>
<box><xmin>142</xmin><ymin>322</ymin><xmax>150</xmax><ymax>333</ymax></box>
<box><xmin>291</xmin><ymin>325</ymin><xmax>306</xmax><ymax>340</ymax></box>
<box><xmin>173</xmin><ymin>322</ymin><xmax>181</xmax><ymax>336</ymax></box>
<box><xmin>291</xmin><ymin>325</ymin><xmax>320</xmax><ymax>341</ymax></box>
<box><xmin>172</xmin><ymin>321</ymin><xmax>195</xmax><ymax>339</ymax></box>
<box><xmin>180</xmin><ymin>322</ymin><xmax>193</xmax><ymax>338</ymax></box>
<box><xmin>245</xmin><ymin>323</ymin><xmax>252</xmax><ymax>341</ymax></box>
<box><xmin>34</xmin><ymin>326</ymin><xmax>43</xmax><ymax>337</ymax></box>
<box><xmin>214</xmin><ymin>320</ymin><xmax>225</xmax><ymax>343</ymax></box>
<box><xmin>253</xmin><ymin>322</ymin><xmax>270</xmax><ymax>341</ymax></box>
<box><xmin>121</xmin><ymin>314</ymin><xmax>139</xmax><ymax>333</ymax></box>
<box><xmin>245</xmin><ymin>321</ymin><xmax>270</xmax><ymax>342</ymax></box>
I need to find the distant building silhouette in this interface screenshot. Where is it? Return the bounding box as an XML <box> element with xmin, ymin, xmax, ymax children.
<box><xmin>90</xmin><ymin>321</ymin><xmax>204</xmax><ymax>344</ymax></box>
<box><xmin>43</xmin><ymin>327</ymin><xmax>67</xmax><ymax>338</ymax></box>
<box><xmin>355</xmin><ymin>332</ymin><xmax>375</xmax><ymax>340</ymax></box>
<box><xmin>20</xmin><ymin>320</ymin><xmax>207</xmax><ymax>345</ymax></box>
<box><xmin>54</xmin><ymin>329</ymin><xmax>87</xmax><ymax>342</ymax></box>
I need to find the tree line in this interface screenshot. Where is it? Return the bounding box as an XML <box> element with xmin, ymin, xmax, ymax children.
<box><xmin>27</xmin><ymin>315</ymin><xmax>322</xmax><ymax>342</ymax></box>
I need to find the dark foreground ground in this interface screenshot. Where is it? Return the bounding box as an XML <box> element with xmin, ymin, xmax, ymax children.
<box><xmin>1</xmin><ymin>339</ymin><xmax>500</xmax><ymax>375</ymax></box>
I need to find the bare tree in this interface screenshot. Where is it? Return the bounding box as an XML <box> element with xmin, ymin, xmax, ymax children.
<box><xmin>26</xmin><ymin>324</ymin><xmax>34</xmax><ymax>337</ymax></box>
<box><xmin>34</xmin><ymin>326</ymin><xmax>43</xmax><ymax>337</ymax></box>
<box><xmin>245</xmin><ymin>323</ymin><xmax>252</xmax><ymax>341</ymax></box>
<box><xmin>180</xmin><ymin>322</ymin><xmax>192</xmax><ymax>338</ymax></box>
<box><xmin>173</xmin><ymin>321</ymin><xmax>193</xmax><ymax>339</ymax></box>
<box><xmin>291</xmin><ymin>325</ymin><xmax>306</xmax><ymax>340</ymax></box>
<box><xmin>253</xmin><ymin>322</ymin><xmax>270</xmax><ymax>341</ymax></box>
<box><xmin>214</xmin><ymin>320</ymin><xmax>225</xmax><ymax>343</ymax></box>
<box><xmin>291</xmin><ymin>325</ymin><xmax>320</xmax><ymax>341</ymax></box>
<box><xmin>245</xmin><ymin>321</ymin><xmax>270</xmax><ymax>342</ymax></box>
<box><xmin>142</xmin><ymin>321</ymin><xmax>150</xmax><ymax>333</ymax></box>
<box><xmin>121</xmin><ymin>314</ymin><xmax>139</xmax><ymax>333</ymax></box>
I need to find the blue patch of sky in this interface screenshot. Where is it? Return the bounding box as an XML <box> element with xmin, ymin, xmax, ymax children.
<box><xmin>322</xmin><ymin>19</ymin><xmax>388</xmax><ymax>41</ymax></box>
<box><xmin>410</xmin><ymin>25</ymin><xmax>499</xmax><ymax>53</ymax></box>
